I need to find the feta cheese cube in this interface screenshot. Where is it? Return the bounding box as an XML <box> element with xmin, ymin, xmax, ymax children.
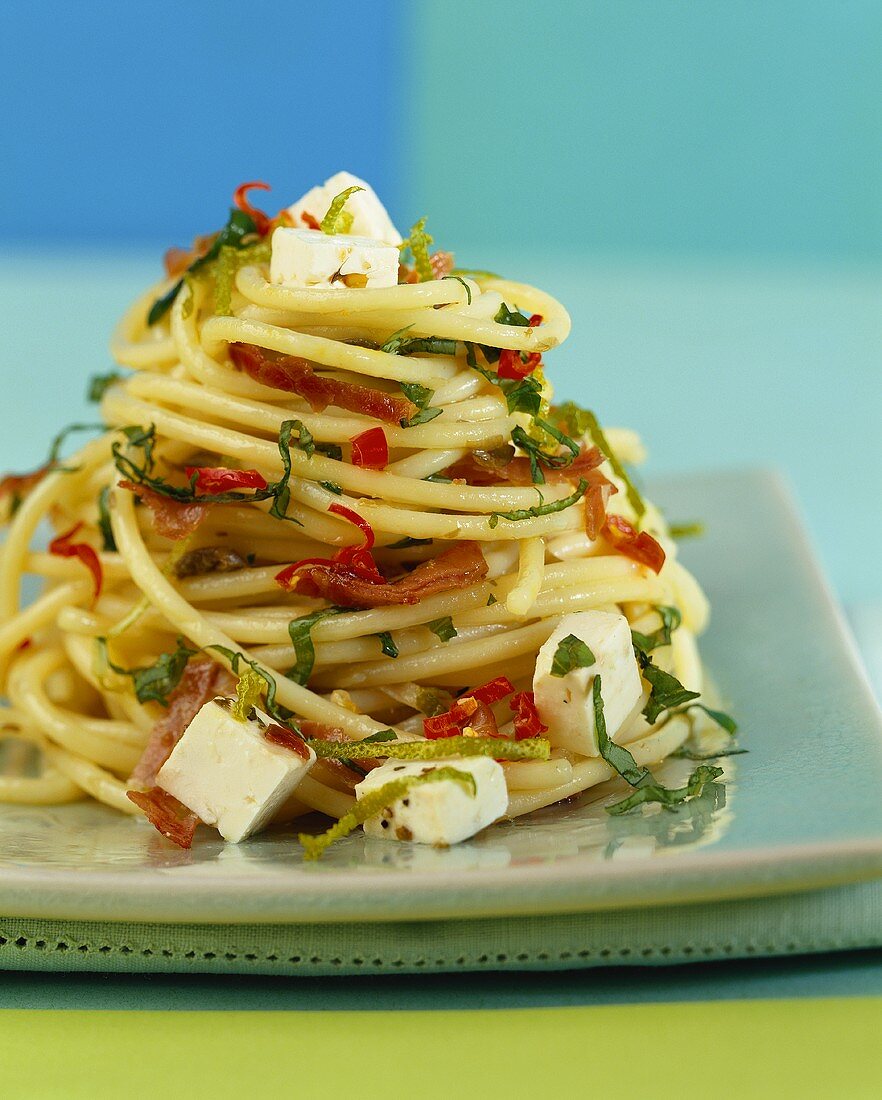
<box><xmin>156</xmin><ymin>698</ymin><xmax>315</xmax><ymax>843</ymax></box>
<box><xmin>269</xmin><ymin>227</ymin><xmax>399</xmax><ymax>290</ymax></box>
<box><xmin>356</xmin><ymin>757</ymin><xmax>508</xmax><ymax>846</ymax></box>
<box><xmin>533</xmin><ymin>611</ymin><xmax>642</xmax><ymax>757</ymax></box>
<box><xmin>287</xmin><ymin>170</ymin><xmax>402</xmax><ymax>244</ymax></box>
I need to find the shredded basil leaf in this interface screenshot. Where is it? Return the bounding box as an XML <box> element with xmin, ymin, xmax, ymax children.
<box><xmin>98</xmin><ymin>636</ymin><xmax>196</xmax><ymax>707</ymax></box>
<box><xmin>314</xmin><ymin>442</ymin><xmax>343</xmax><ymax>461</ymax></box>
<box><xmin>489</xmin><ymin>479</ymin><xmax>587</xmax><ymax>528</ymax></box>
<box><xmin>97</xmin><ymin>486</ymin><xmax>117</xmax><ymax>552</ymax></box>
<box><xmin>607</xmin><ymin>765</ymin><xmax>724</xmax><ymax>816</ymax></box>
<box><xmin>383</xmin><ymin>330</ymin><xmax>457</xmax><ymax>357</ymax></box>
<box><xmin>592</xmin><ymin>676</ymin><xmax>653</xmax><ymax>787</ymax></box>
<box><xmin>403</xmin><ymin>406</ymin><xmax>443</xmax><ymax>427</ymax></box>
<box><xmin>591</xmin><ymin>676</ymin><xmax>724</xmax><ymax>816</ymax></box>
<box><xmin>669</xmin><ymin>521</ymin><xmax>705</xmax><ymax>539</ymax></box>
<box><xmin>428</xmin><ymin>616</ymin><xmax>457</xmax><ymax>643</ymax></box>
<box><xmin>287</xmin><ymin>609</ymin><xmax>339</xmax><ymax>685</ymax></box>
<box><xmin>493</xmin><ymin>303</ymin><xmax>530</xmax><ymax>328</ymax></box>
<box><xmin>319</xmin><ymin>481</ymin><xmax>343</xmax><ymax>495</ymax></box>
<box><xmin>112</xmin><ymin>420</ymin><xmax>301</xmax><ymax>526</ymax></box>
<box><xmin>630</xmin><ymin>606</ymin><xmax>682</xmax><ymax>652</ymax></box>
<box><xmin>442</xmin><ymin>274</ymin><xmax>472</xmax><ymax>304</ymax></box>
<box><xmin>376</xmin><ymin>632</ymin><xmax>399</xmax><ymax>658</ymax></box>
<box><xmin>638</xmin><ymin>656</ymin><xmax>701</xmax><ymax>725</ymax></box>
<box><xmin>400</xmin><ymin>382</ymin><xmax>434</xmax><ymax>407</ymax></box>
<box><xmin>464</xmin><ymin>342</ymin><xmax>543</xmax><ymax>416</ymax></box>
<box><xmin>424</xmin><ymin>473</ymin><xmax>453</xmax><ymax>483</ymax></box>
<box><xmin>670</xmin><ymin>747</ymin><xmax>746</xmax><ymax>761</ymax></box>
<box><xmin>147</xmin><ymin>208</ymin><xmax>259</xmax><ymax>326</ymax></box>
<box><xmin>663</xmin><ymin>702</ymin><xmax>738</xmax><ymax>736</ymax></box>
<box><xmin>550</xmin><ymin>634</ymin><xmax>596</xmax><ymax>677</ymax></box>
<box><xmin>511</xmin><ymin>419</ymin><xmax>579</xmax><ymax>485</ymax></box>
<box><xmin>87</xmin><ymin>372</ymin><xmax>123</xmax><ymax>403</ymax></box>
<box><xmin>487</xmin><ymin>593</ymin><xmax>498</xmax><ymax>605</ymax></box>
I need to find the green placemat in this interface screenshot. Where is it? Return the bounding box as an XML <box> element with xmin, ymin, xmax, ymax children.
<box><xmin>2</xmin><ymin>878</ymin><xmax>879</xmax><ymax>976</ymax></box>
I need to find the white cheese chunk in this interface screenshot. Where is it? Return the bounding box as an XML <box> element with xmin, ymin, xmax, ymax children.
<box><xmin>269</xmin><ymin>227</ymin><xmax>399</xmax><ymax>290</ymax></box>
<box><xmin>356</xmin><ymin>757</ymin><xmax>508</xmax><ymax>846</ymax></box>
<box><xmin>286</xmin><ymin>170</ymin><xmax>402</xmax><ymax>244</ymax></box>
<box><xmin>156</xmin><ymin>698</ymin><xmax>316</xmax><ymax>843</ymax></box>
<box><xmin>533</xmin><ymin>610</ymin><xmax>642</xmax><ymax>757</ymax></box>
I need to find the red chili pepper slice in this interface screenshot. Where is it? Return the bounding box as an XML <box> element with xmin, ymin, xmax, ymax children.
<box><xmin>497</xmin><ymin>349</ymin><xmax>542</xmax><ymax>381</ymax></box>
<box><xmin>300</xmin><ymin>211</ymin><xmax>321</xmax><ymax>230</ymax></box>
<box><xmin>275</xmin><ymin>502</ymin><xmax>382</xmax><ymax>590</ymax></box>
<box><xmin>603</xmin><ymin>514</ymin><xmax>666</xmax><ymax>574</ymax></box>
<box><xmin>48</xmin><ymin>522</ymin><xmax>103</xmax><ymax>602</ymax></box>
<box><xmin>510</xmin><ymin>691</ymin><xmax>548</xmax><ymax>740</ymax></box>
<box><xmin>462</xmin><ymin>676</ymin><xmax>515</xmax><ymax>706</ymax></box>
<box><xmin>184</xmin><ymin>466</ymin><xmax>268</xmax><ymax>495</ymax></box>
<box><xmin>349</xmin><ymin>427</ymin><xmax>389</xmax><ymax>470</ymax></box>
<box><xmin>233</xmin><ymin>181</ymin><xmax>272</xmax><ymax>236</ymax></box>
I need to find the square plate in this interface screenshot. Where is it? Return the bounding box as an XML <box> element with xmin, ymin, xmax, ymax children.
<box><xmin>1</xmin><ymin>469</ymin><xmax>880</xmax><ymax>924</ymax></box>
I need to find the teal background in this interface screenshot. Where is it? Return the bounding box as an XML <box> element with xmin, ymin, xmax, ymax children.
<box><xmin>414</xmin><ymin>0</ymin><xmax>881</xmax><ymax>260</ymax></box>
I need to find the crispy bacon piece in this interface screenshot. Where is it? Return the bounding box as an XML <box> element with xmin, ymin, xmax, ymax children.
<box><xmin>118</xmin><ymin>480</ymin><xmax>207</xmax><ymax>541</ymax></box>
<box><xmin>263</xmin><ymin>722</ymin><xmax>310</xmax><ymax>760</ymax></box>
<box><xmin>510</xmin><ymin>691</ymin><xmax>548</xmax><ymax>739</ymax></box>
<box><xmin>229</xmin><ymin>343</ymin><xmax>417</xmax><ymax>425</ymax></box>
<box><xmin>184</xmin><ymin>466</ymin><xmax>268</xmax><ymax>494</ymax></box>
<box><xmin>446</xmin><ymin>445</ymin><xmax>605</xmax><ymax>488</ymax></box>
<box><xmin>583</xmin><ymin>470</ymin><xmax>617</xmax><ymax>541</ymax></box>
<box><xmin>298</xmin><ymin>721</ymin><xmax>347</xmax><ymax>741</ymax></box>
<box><xmin>350</xmin><ymin>427</ymin><xmax>389</xmax><ymax>470</ymax></box>
<box><xmin>233</xmin><ymin>181</ymin><xmax>272</xmax><ymax>236</ymax></box>
<box><xmin>127</xmin><ymin>786</ymin><xmax>200</xmax><ymax>849</ymax></box>
<box><xmin>48</xmin><ymin>522</ymin><xmax>102</xmax><ymax>602</ymax></box>
<box><xmin>130</xmin><ymin>659</ymin><xmax>236</xmax><ymax>785</ymax></box>
<box><xmin>285</xmin><ymin>540</ymin><xmax>488</xmax><ymax>609</ymax></box>
<box><xmin>603</xmin><ymin>514</ymin><xmax>666</xmax><ymax>574</ymax></box>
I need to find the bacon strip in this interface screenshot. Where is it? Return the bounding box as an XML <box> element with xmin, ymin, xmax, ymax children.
<box><xmin>130</xmin><ymin>659</ymin><xmax>236</xmax><ymax>785</ymax></box>
<box><xmin>229</xmin><ymin>343</ymin><xmax>417</xmax><ymax>425</ymax></box>
<box><xmin>118</xmin><ymin>480</ymin><xmax>207</xmax><ymax>541</ymax></box>
<box><xmin>263</xmin><ymin>722</ymin><xmax>311</xmax><ymax>760</ymax></box>
<box><xmin>603</xmin><ymin>514</ymin><xmax>666</xmax><ymax>574</ymax></box>
<box><xmin>445</xmin><ymin>445</ymin><xmax>605</xmax><ymax>487</ymax></box>
<box><xmin>126</xmin><ymin>786</ymin><xmax>200</xmax><ymax>849</ymax></box>
<box><xmin>290</xmin><ymin>540</ymin><xmax>488</xmax><ymax>609</ymax></box>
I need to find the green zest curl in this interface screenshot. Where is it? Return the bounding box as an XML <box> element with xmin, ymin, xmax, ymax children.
<box><xmin>401</xmin><ymin>217</ymin><xmax>434</xmax><ymax>281</ymax></box>
<box><xmin>232</xmin><ymin>668</ymin><xmax>264</xmax><ymax>722</ymax></box>
<box><xmin>305</xmin><ymin>735</ymin><xmax>551</xmax><ymax>763</ymax></box>
<box><xmin>213</xmin><ymin>239</ymin><xmax>272</xmax><ymax>316</ymax></box>
<box><xmin>299</xmin><ymin>767</ymin><xmax>477</xmax><ymax>860</ymax></box>
<box><xmin>320</xmin><ymin>186</ymin><xmax>364</xmax><ymax>235</ymax></box>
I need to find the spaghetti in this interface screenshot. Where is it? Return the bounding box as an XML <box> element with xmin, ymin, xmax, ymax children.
<box><xmin>0</xmin><ymin>177</ymin><xmax>729</xmax><ymax>850</ymax></box>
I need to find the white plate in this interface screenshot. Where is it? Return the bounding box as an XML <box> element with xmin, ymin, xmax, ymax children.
<box><xmin>1</xmin><ymin>469</ymin><xmax>880</xmax><ymax>923</ymax></box>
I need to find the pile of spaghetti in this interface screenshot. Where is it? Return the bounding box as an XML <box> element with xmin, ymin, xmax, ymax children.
<box><xmin>0</xmin><ymin>179</ymin><xmax>730</xmax><ymax>851</ymax></box>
